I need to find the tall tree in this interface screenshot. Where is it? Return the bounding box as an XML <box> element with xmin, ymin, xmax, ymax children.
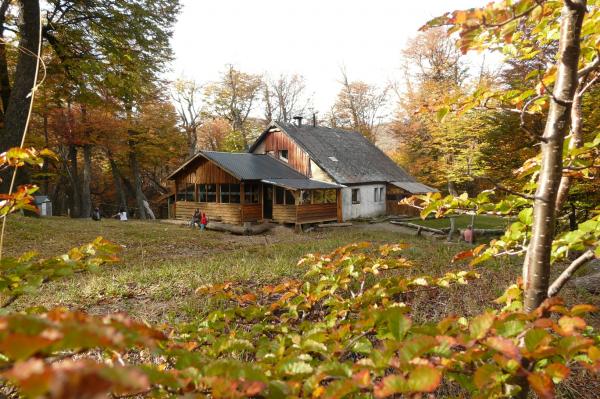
<box><xmin>263</xmin><ymin>74</ymin><xmax>311</xmax><ymax>123</ymax></box>
<box><xmin>330</xmin><ymin>69</ymin><xmax>388</xmax><ymax>143</ymax></box>
<box><xmin>205</xmin><ymin>65</ymin><xmax>262</xmax><ymax>148</ymax></box>
<box><xmin>172</xmin><ymin>78</ymin><xmax>202</xmax><ymax>157</ymax></box>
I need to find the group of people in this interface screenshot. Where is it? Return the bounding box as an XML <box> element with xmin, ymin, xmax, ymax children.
<box><xmin>91</xmin><ymin>207</ymin><xmax>128</xmax><ymax>221</ymax></box>
<box><xmin>191</xmin><ymin>209</ymin><xmax>208</xmax><ymax>230</ymax></box>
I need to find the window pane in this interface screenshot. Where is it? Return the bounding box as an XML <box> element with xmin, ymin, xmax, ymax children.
<box><xmin>300</xmin><ymin>190</ymin><xmax>311</xmax><ymax>204</ymax></box>
<box><xmin>285</xmin><ymin>190</ymin><xmax>295</xmax><ymax>205</ymax></box>
<box><xmin>352</xmin><ymin>189</ymin><xmax>360</xmax><ymax>204</ymax></box>
<box><xmin>220</xmin><ymin>184</ymin><xmax>230</xmax><ymax>203</ymax></box>
<box><xmin>313</xmin><ymin>190</ymin><xmax>324</xmax><ymax>204</ymax></box>
<box><xmin>275</xmin><ymin>186</ymin><xmax>284</xmax><ymax>205</ymax></box>
<box><xmin>380</xmin><ymin>188</ymin><xmax>384</xmax><ymax>202</ymax></box>
<box><xmin>199</xmin><ymin>184</ymin><xmax>207</xmax><ymax>202</ymax></box>
<box><xmin>374</xmin><ymin>188</ymin><xmax>378</xmax><ymax>202</ymax></box>
<box><xmin>253</xmin><ymin>184</ymin><xmax>261</xmax><ymax>203</ymax></box>
<box><xmin>230</xmin><ymin>184</ymin><xmax>241</xmax><ymax>204</ymax></box>
<box><xmin>324</xmin><ymin>190</ymin><xmax>336</xmax><ymax>204</ymax></box>
<box><xmin>207</xmin><ymin>184</ymin><xmax>217</xmax><ymax>203</ymax></box>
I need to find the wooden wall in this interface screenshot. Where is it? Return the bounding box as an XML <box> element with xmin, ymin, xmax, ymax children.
<box><xmin>297</xmin><ymin>203</ymin><xmax>338</xmax><ymax>223</ymax></box>
<box><xmin>272</xmin><ymin>205</ymin><xmax>296</xmax><ymax>223</ymax></box>
<box><xmin>257</xmin><ymin>130</ymin><xmax>311</xmax><ymax>176</ymax></box>
<box><xmin>175</xmin><ymin>157</ymin><xmax>239</xmax><ymax>188</ymax></box>
<box><xmin>386</xmin><ymin>184</ymin><xmax>420</xmax><ymax>216</ymax></box>
<box><xmin>241</xmin><ymin>204</ymin><xmax>261</xmax><ymax>222</ymax></box>
<box><xmin>175</xmin><ymin>201</ymin><xmax>242</xmax><ymax>224</ymax></box>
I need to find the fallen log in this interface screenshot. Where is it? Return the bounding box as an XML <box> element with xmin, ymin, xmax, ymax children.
<box><xmin>206</xmin><ymin>222</ymin><xmax>275</xmax><ymax>235</ymax></box>
<box><xmin>571</xmin><ymin>272</ymin><xmax>600</xmax><ymax>294</ymax></box>
<box><xmin>317</xmin><ymin>222</ymin><xmax>353</xmax><ymax>228</ymax></box>
<box><xmin>389</xmin><ymin>221</ymin><xmax>445</xmax><ymax>235</ymax></box>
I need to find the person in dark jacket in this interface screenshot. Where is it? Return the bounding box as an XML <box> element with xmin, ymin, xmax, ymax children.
<box><xmin>190</xmin><ymin>209</ymin><xmax>201</xmax><ymax>229</ymax></box>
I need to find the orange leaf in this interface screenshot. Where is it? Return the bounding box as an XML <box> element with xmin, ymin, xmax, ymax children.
<box><xmin>485</xmin><ymin>336</ymin><xmax>521</xmax><ymax>360</ymax></box>
<box><xmin>528</xmin><ymin>372</ymin><xmax>554</xmax><ymax>399</ymax></box>
<box><xmin>545</xmin><ymin>363</ymin><xmax>570</xmax><ymax>383</ymax></box>
<box><xmin>452</xmin><ymin>249</ymin><xmax>474</xmax><ymax>263</ymax></box>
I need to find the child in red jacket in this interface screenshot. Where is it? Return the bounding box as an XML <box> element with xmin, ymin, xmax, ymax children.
<box><xmin>200</xmin><ymin>213</ymin><xmax>208</xmax><ymax>231</ymax></box>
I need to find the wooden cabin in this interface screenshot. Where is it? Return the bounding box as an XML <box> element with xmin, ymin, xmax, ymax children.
<box><xmin>166</xmin><ymin>152</ymin><xmax>342</xmax><ymax>226</ymax></box>
<box><xmin>250</xmin><ymin>121</ymin><xmax>438</xmax><ymax>221</ymax></box>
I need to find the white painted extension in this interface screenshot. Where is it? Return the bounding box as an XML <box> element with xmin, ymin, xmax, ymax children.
<box><xmin>341</xmin><ymin>184</ymin><xmax>386</xmax><ymax>221</ymax></box>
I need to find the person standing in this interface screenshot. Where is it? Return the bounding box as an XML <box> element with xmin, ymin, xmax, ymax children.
<box><xmin>462</xmin><ymin>225</ymin><xmax>474</xmax><ymax>244</ymax></box>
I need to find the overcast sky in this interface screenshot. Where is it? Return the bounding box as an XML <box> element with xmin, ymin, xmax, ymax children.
<box><xmin>171</xmin><ymin>0</ymin><xmax>491</xmax><ymax>116</ymax></box>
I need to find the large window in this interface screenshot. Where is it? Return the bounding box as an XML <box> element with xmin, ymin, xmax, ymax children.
<box><xmin>220</xmin><ymin>184</ymin><xmax>241</xmax><ymax>204</ymax></box>
<box><xmin>300</xmin><ymin>190</ymin><xmax>311</xmax><ymax>205</ymax></box>
<box><xmin>275</xmin><ymin>186</ymin><xmax>296</xmax><ymax>205</ymax></box>
<box><xmin>352</xmin><ymin>188</ymin><xmax>361</xmax><ymax>204</ymax></box>
<box><xmin>244</xmin><ymin>183</ymin><xmax>261</xmax><ymax>204</ymax></box>
<box><xmin>285</xmin><ymin>190</ymin><xmax>296</xmax><ymax>205</ymax></box>
<box><xmin>176</xmin><ymin>183</ymin><xmax>195</xmax><ymax>202</ymax></box>
<box><xmin>324</xmin><ymin>190</ymin><xmax>336</xmax><ymax>204</ymax></box>
<box><xmin>313</xmin><ymin>190</ymin><xmax>324</xmax><ymax>204</ymax></box>
<box><xmin>198</xmin><ymin>184</ymin><xmax>217</xmax><ymax>203</ymax></box>
<box><xmin>275</xmin><ymin>186</ymin><xmax>285</xmax><ymax>205</ymax></box>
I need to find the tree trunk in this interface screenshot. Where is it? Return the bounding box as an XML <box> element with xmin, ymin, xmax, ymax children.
<box><xmin>108</xmin><ymin>153</ymin><xmax>128</xmax><ymax>212</ymax></box>
<box><xmin>68</xmin><ymin>144</ymin><xmax>81</xmax><ymax>218</ymax></box>
<box><xmin>81</xmin><ymin>144</ymin><xmax>92</xmax><ymax>218</ymax></box>
<box><xmin>0</xmin><ymin>0</ymin><xmax>40</xmax><ymax>190</ymax></box>
<box><xmin>128</xmin><ymin>133</ymin><xmax>146</xmax><ymax>220</ymax></box>
<box><xmin>42</xmin><ymin>107</ymin><xmax>49</xmax><ymax>194</ymax></box>
<box><xmin>554</xmin><ymin>74</ymin><xmax>585</xmax><ymax>212</ymax></box>
<box><xmin>447</xmin><ymin>181</ymin><xmax>458</xmax><ymax>241</ymax></box>
<box><xmin>0</xmin><ymin>0</ymin><xmax>12</xmax><ymax>118</ymax></box>
<box><xmin>80</xmin><ymin>106</ymin><xmax>92</xmax><ymax>218</ymax></box>
<box><xmin>523</xmin><ymin>0</ymin><xmax>586</xmax><ymax>312</ymax></box>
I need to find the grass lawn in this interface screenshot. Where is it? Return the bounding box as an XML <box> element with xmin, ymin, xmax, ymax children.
<box><xmin>3</xmin><ymin>216</ymin><xmax>598</xmax><ymax>329</ymax></box>
<box><xmin>410</xmin><ymin>214</ymin><xmax>511</xmax><ymax>230</ymax></box>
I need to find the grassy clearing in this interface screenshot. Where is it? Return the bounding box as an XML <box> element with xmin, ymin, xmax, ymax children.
<box><xmin>4</xmin><ymin>216</ymin><xmax>598</xmax><ymax>330</ymax></box>
<box><xmin>410</xmin><ymin>214</ymin><xmax>510</xmax><ymax>230</ymax></box>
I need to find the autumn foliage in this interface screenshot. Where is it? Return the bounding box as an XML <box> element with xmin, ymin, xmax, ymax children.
<box><xmin>0</xmin><ymin>147</ymin><xmax>598</xmax><ymax>398</ymax></box>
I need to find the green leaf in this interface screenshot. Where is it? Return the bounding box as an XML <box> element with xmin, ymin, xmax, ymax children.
<box><xmin>525</xmin><ymin>329</ymin><xmax>549</xmax><ymax>352</ymax></box>
<box><xmin>469</xmin><ymin>312</ymin><xmax>495</xmax><ymax>340</ymax></box>
<box><xmin>496</xmin><ymin>319</ymin><xmax>526</xmax><ymax>337</ymax></box>
<box><xmin>408</xmin><ymin>365</ymin><xmax>442</xmax><ymax>392</ymax></box>
<box><xmin>436</xmin><ymin>106</ymin><xmax>450</xmax><ymax>122</ymax></box>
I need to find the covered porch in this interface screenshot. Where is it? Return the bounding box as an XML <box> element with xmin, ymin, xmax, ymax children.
<box><xmin>167</xmin><ymin>151</ymin><xmax>342</xmax><ymax>226</ymax></box>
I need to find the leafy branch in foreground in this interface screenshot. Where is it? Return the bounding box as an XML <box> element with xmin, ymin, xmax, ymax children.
<box><xmin>0</xmin><ymin>242</ymin><xmax>598</xmax><ymax>398</ymax></box>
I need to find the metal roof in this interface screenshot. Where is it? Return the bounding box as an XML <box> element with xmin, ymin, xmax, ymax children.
<box><xmin>167</xmin><ymin>151</ymin><xmax>309</xmax><ymax>181</ymax></box>
<box><xmin>250</xmin><ymin>122</ymin><xmax>418</xmax><ymax>185</ymax></box>
<box><xmin>261</xmin><ymin>178</ymin><xmax>344</xmax><ymax>190</ymax></box>
<box><xmin>390</xmin><ymin>181</ymin><xmax>438</xmax><ymax>194</ymax></box>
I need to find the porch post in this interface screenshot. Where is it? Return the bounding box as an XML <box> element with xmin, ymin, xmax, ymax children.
<box><xmin>336</xmin><ymin>188</ymin><xmax>343</xmax><ymax>223</ymax></box>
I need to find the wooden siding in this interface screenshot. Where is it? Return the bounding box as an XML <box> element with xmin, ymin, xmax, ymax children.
<box><xmin>257</xmin><ymin>129</ymin><xmax>311</xmax><ymax>176</ymax></box>
<box><xmin>386</xmin><ymin>184</ymin><xmax>420</xmax><ymax>216</ymax></box>
<box><xmin>241</xmin><ymin>204</ymin><xmax>262</xmax><ymax>222</ymax></box>
<box><xmin>297</xmin><ymin>203</ymin><xmax>338</xmax><ymax>223</ymax></box>
<box><xmin>175</xmin><ymin>201</ymin><xmax>241</xmax><ymax>224</ymax></box>
<box><xmin>175</xmin><ymin>157</ymin><xmax>239</xmax><ymax>188</ymax></box>
<box><xmin>272</xmin><ymin>205</ymin><xmax>296</xmax><ymax>223</ymax></box>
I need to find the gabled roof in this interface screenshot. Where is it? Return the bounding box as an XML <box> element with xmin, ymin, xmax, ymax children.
<box><xmin>250</xmin><ymin>122</ymin><xmax>418</xmax><ymax>185</ymax></box>
<box><xmin>167</xmin><ymin>151</ymin><xmax>311</xmax><ymax>181</ymax></box>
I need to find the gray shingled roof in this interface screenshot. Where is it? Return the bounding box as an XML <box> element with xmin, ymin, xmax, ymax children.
<box><xmin>261</xmin><ymin>178</ymin><xmax>342</xmax><ymax>190</ymax></box>
<box><xmin>167</xmin><ymin>151</ymin><xmax>309</xmax><ymax>181</ymax></box>
<box><xmin>251</xmin><ymin>122</ymin><xmax>417</xmax><ymax>185</ymax></box>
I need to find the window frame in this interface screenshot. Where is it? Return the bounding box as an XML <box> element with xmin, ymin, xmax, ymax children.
<box><xmin>351</xmin><ymin>188</ymin><xmax>361</xmax><ymax>204</ymax></box>
<box><xmin>278</xmin><ymin>149</ymin><xmax>289</xmax><ymax>162</ymax></box>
